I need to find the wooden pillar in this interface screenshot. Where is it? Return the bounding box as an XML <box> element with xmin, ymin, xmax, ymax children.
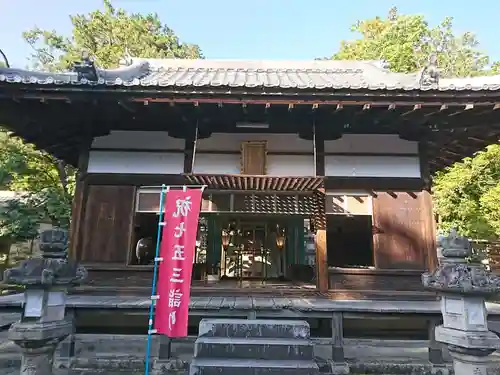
<box><xmin>68</xmin><ymin>141</ymin><xmax>90</xmax><ymax>261</ymax></box>
<box><xmin>421</xmin><ymin>189</ymin><xmax>438</xmax><ymax>271</ymax></box>
<box><xmin>315</xmin><ymin>230</ymin><xmax>328</xmax><ymax>291</ymax></box>
<box><xmin>314</xmin><ymin>189</ymin><xmax>328</xmax><ymax>292</ymax></box>
<box><xmin>67</xmin><ymin>177</ymin><xmax>86</xmax><ymax>261</ymax></box>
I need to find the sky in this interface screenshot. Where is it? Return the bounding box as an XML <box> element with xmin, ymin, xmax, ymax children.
<box><xmin>1</xmin><ymin>0</ymin><xmax>500</xmax><ymax>68</ymax></box>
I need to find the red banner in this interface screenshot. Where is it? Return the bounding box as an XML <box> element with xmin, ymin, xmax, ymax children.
<box><xmin>154</xmin><ymin>188</ymin><xmax>203</xmax><ymax>337</ymax></box>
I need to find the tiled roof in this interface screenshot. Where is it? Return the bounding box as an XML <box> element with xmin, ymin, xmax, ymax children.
<box><xmin>1</xmin><ymin>58</ymin><xmax>500</xmax><ymax>92</ymax></box>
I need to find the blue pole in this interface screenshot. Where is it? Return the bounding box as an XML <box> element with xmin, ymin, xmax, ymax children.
<box><xmin>145</xmin><ymin>184</ymin><xmax>167</xmax><ymax>375</ymax></box>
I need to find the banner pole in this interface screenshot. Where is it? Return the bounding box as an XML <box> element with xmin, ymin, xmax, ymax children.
<box><xmin>144</xmin><ymin>184</ymin><xmax>168</xmax><ymax>375</ymax></box>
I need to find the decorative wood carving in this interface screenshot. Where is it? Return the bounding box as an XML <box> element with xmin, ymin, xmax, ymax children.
<box><xmin>136</xmin><ymin>189</ymin><xmax>316</xmax><ymax>215</ymax></box>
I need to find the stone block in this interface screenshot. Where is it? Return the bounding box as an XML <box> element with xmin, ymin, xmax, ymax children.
<box><xmin>324</xmin><ymin>360</ymin><xmax>349</xmax><ymax>375</ymax></box>
<box><xmin>435</xmin><ymin>326</ymin><xmax>500</xmax><ymax>350</ymax></box>
<box><xmin>441</xmin><ymin>295</ymin><xmax>488</xmax><ymax>332</ymax></box>
<box><xmin>198</xmin><ymin>319</ymin><xmax>310</xmax><ymax>339</ymax></box>
<box><xmin>190</xmin><ymin>358</ymin><xmax>319</xmax><ymax>375</ymax></box>
<box><xmin>194</xmin><ymin>337</ymin><xmax>314</xmax><ymax>361</ymax></box>
<box><xmin>152</xmin><ymin>358</ymin><xmax>188</xmax><ymax>375</ymax></box>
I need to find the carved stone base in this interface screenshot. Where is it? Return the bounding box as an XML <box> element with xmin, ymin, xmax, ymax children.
<box><xmin>449</xmin><ymin>350</ymin><xmax>493</xmax><ymax>375</ymax></box>
<box><xmin>18</xmin><ymin>344</ymin><xmax>58</xmax><ymax>375</ymax></box>
<box><xmin>9</xmin><ymin>320</ymin><xmax>73</xmax><ymax>375</ymax></box>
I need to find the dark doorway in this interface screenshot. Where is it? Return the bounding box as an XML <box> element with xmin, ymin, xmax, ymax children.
<box><xmin>326</xmin><ymin>215</ymin><xmax>374</xmax><ymax>268</ymax></box>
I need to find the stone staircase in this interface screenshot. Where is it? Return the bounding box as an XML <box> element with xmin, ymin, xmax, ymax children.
<box><xmin>189</xmin><ymin>319</ymin><xmax>319</xmax><ymax>375</ymax></box>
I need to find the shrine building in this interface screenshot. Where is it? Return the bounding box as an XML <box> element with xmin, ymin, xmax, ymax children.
<box><xmin>1</xmin><ymin>57</ymin><xmax>499</xmax><ymax>298</ymax></box>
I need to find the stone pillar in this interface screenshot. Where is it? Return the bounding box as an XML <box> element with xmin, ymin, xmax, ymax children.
<box><xmin>422</xmin><ymin>229</ymin><xmax>500</xmax><ymax>375</ymax></box>
<box><xmin>3</xmin><ymin>228</ymin><xmax>87</xmax><ymax>375</ymax></box>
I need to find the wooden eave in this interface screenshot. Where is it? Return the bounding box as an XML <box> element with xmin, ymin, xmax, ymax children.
<box><xmin>5</xmin><ymin>81</ymin><xmax>500</xmax><ymax>101</ymax></box>
<box><xmin>0</xmin><ymin>89</ymin><xmax>499</xmax><ymax>172</ymax></box>
<box><xmin>184</xmin><ymin>174</ymin><xmax>324</xmax><ymax>192</ymax></box>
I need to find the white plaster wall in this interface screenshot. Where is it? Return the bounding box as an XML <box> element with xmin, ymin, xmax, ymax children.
<box><xmin>192</xmin><ymin>154</ymin><xmax>241</xmax><ymax>174</ymax></box>
<box><xmin>324</xmin><ymin>134</ymin><xmax>418</xmax><ymax>154</ymax></box>
<box><xmin>87</xmin><ymin>151</ymin><xmax>184</xmax><ymax>174</ymax></box>
<box><xmin>192</xmin><ymin>154</ymin><xmax>315</xmax><ymax>176</ymax></box>
<box><xmin>196</xmin><ymin>133</ymin><xmax>313</xmax><ymax>152</ymax></box>
<box><xmin>267</xmin><ymin>155</ymin><xmax>315</xmax><ymax>176</ymax></box>
<box><xmin>91</xmin><ymin>131</ymin><xmax>185</xmax><ymax>150</ymax></box>
<box><xmin>324</xmin><ymin>155</ymin><xmax>421</xmax><ymax>178</ymax></box>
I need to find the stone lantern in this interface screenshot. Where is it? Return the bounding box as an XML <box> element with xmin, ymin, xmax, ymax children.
<box><xmin>3</xmin><ymin>228</ymin><xmax>87</xmax><ymax>375</ymax></box>
<box><xmin>422</xmin><ymin>229</ymin><xmax>500</xmax><ymax>375</ymax></box>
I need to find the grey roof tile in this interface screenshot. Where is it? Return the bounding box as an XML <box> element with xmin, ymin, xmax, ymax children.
<box><xmin>1</xmin><ymin>58</ymin><xmax>500</xmax><ymax>92</ymax></box>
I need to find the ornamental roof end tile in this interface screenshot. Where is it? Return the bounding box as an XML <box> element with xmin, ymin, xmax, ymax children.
<box><xmin>1</xmin><ymin>58</ymin><xmax>500</xmax><ymax>92</ymax></box>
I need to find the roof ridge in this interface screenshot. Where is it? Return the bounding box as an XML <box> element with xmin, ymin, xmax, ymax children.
<box><xmin>1</xmin><ymin>58</ymin><xmax>500</xmax><ymax>91</ymax></box>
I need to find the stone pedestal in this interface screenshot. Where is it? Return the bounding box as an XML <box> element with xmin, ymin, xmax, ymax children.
<box><xmin>423</xmin><ymin>229</ymin><xmax>500</xmax><ymax>375</ymax></box>
<box><xmin>10</xmin><ymin>320</ymin><xmax>72</xmax><ymax>375</ymax></box>
<box><xmin>448</xmin><ymin>348</ymin><xmax>495</xmax><ymax>375</ymax></box>
<box><xmin>3</xmin><ymin>228</ymin><xmax>87</xmax><ymax>375</ymax></box>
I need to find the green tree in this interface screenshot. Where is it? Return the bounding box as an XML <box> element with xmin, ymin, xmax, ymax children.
<box><xmin>491</xmin><ymin>61</ymin><xmax>500</xmax><ymax>74</ymax></box>
<box><xmin>330</xmin><ymin>8</ymin><xmax>500</xmax><ymax>239</ymax></box>
<box><xmin>0</xmin><ymin>0</ymin><xmax>203</xmax><ymax>243</ymax></box>
<box><xmin>0</xmin><ymin>129</ymin><xmax>75</xmax><ymax>242</ymax></box>
<box><xmin>22</xmin><ymin>0</ymin><xmax>203</xmax><ymax>71</ymax></box>
<box><xmin>433</xmin><ymin>145</ymin><xmax>500</xmax><ymax>239</ymax></box>
<box><xmin>330</xmin><ymin>7</ymin><xmax>491</xmax><ymax>77</ymax></box>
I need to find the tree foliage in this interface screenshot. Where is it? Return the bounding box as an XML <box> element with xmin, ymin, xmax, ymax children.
<box><xmin>0</xmin><ymin>1</ymin><xmax>203</xmax><ymax>243</ymax></box>
<box><xmin>433</xmin><ymin>145</ymin><xmax>500</xmax><ymax>239</ymax></box>
<box><xmin>0</xmin><ymin>130</ymin><xmax>75</xmax><ymax>241</ymax></box>
<box><xmin>492</xmin><ymin>61</ymin><xmax>500</xmax><ymax>74</ymax></box>
<box><xmin>331</xmin><ymin>7</ymin><xmax>494</xmax><ymax>77</ymax></box>
<box><xmin>329</xmin><ymin>8</ymin><xmax>500</xmax><ymax>239</ymax></box>
<box><xmin>22</xmin><ymin>0</ymin><xmax>203</xmax><ymax>71</ymax></box>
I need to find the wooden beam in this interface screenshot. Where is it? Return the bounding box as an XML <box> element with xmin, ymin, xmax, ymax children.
<box><xmin>314</xmin><ymin>189</ymin><xmax>328</xmax><ymax>292</ymax></box>
<box><xmin>418</xmin><ymin>140</ymin><xmax>431</xmax><ymax>190</ymax></box>
<box><xmin>67</xmin><ymin>139</ymin><xmax>91</xmax><ymax>261</ymax></box>
<box><xmin>315</xmin><ymin>229</ymin><xmax>328</xmax><ymax>292</ymax></box>
<box><xmin>132</xmin><ymin>97</ymin><xmax>500</xmax><ymax>107</ymax></box>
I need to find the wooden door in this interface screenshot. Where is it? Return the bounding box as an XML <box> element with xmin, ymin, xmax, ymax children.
<box><xmin>241</xmin><ymin>141</ymin><xmax>267</xmax><ymax>175</ymax></box>
<box><xmin>372</xmin><ymin>192</ymin><xmax>428</xmax><ymax>269</ymax></box>
<box><xmin>78</xmin><ymin>185</ymin><xmax>136</xmax><ymax>263</ymax></box>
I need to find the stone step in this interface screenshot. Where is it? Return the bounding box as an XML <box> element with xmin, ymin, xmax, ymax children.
<box><xmin>189</xmin><ymin>359</ymin><xmax>319</xmax><ymax>375</ymax></box>
<box><xmin>194</xmin><ymin>336</ymin><xmax>314</xmax><ymax>361</ymax></box>
<box><xmin>198</xmin><ymin>319</ymin><xmax>310</xmax><ymax>339</ymax></box>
